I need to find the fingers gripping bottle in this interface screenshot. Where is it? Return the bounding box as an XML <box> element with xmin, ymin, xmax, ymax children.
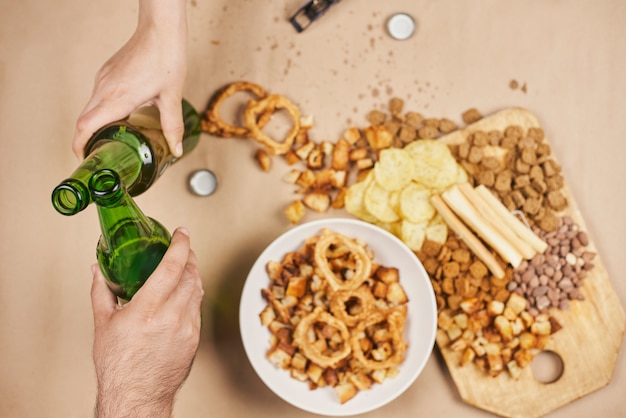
<box><xmin>51</xmin><ymin>99</ymin><xmax>201</xmax><ymax>216</ymax></box>
<box><xmin>90</xmin><ymin>168</ymin><xmax>171</xmax><ymax>300</ymax></box>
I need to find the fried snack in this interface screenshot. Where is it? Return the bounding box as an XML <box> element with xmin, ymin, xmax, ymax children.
<box><xmin>350</xmin><ymin>309</ymin><xmax>407</xmax><ymax>370</ymax></box>
<box><xmin>330</xmin><ymin>286</ymin><xmax>376</xmax><ymax>327</ymax></box>
<box><xmin>259</xmin><ymin>229</ymin><xmax>410</xmax><ymax>404</ymax></box>
<box><xmin>293</xmin><ymin>307</ymin><xmax>352</xmax><ymax>368</ymax></box>
<box><xmin>314</xmin><ymin>229</ymin><xmax>372</xmax><ymax>292</ymax></box>
<box><xmin>245</xmin><ymin>94</ymin><xmax>301</xmax><ymax>155</ymax></box>
<box><xmin>203</xmin><ymin>81</ymin><xmax>268</xmax><ymax>137</ymax></box>
<box><xmin>345</xmin><ymin>140</ymin><xmax>467</xmax><ymax>250</ymax></box>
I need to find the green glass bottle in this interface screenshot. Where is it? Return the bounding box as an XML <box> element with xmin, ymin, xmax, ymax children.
<box><xmin>51</xmin><ymin>99</ymin><xmax>202</xmax><ymax>216</ymax></box>
<box><xmin>90</xmin><ymin>168</ymin><xmax>171</xmax><ymax>300</ymax></box>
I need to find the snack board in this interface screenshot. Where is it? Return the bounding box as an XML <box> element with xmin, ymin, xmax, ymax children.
<box><xmin>436</xmin><ymin>108</ymin><xmax>626</xmax><ymax>418</ymax></box>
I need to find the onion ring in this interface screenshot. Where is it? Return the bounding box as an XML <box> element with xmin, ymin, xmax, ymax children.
<box><xmin>244</xmin><ymin>94</ymin><xmax>301</xmax><ymax>155</ymax></box>
<box><xmin>202</xmin><ymin>81</ymin><xmax>268</xmax><ymax>138</ymax></box>
<box><xmin>314</xmin><ymin>229</ymin><xmax>372</xmax><ymax>292</ymax></box>
<box><xmin>330</xmin><ymin>286</ymin><xmax>376</xmax><ymax>327</ymax></box>
<box><xmin>351</xmin><ymin>310</ymin><xmax>407</xmax><ymax>370</ymax></box>
<box><xmin>292</xmin><ymin>307</ymin><xmax>352</xmax><ymax>368</ymax></box>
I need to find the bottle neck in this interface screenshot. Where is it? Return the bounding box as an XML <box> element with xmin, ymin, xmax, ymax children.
<box><xmin>51</xmin><ymin>140</ymin><xmax>142</xmax><ymax>216</ymax></box>
<box><xmin>90</xmin><ymin>169</ymin><xmax>155</xmax><ymax>239</ymax></box>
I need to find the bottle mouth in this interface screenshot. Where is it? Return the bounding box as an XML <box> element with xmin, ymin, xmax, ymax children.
<box><xmin>51</xmin><ymin>180</ymin><xmax>89</xmax><ymax>216</ymax></box>
<box><xmin>89</xmin><ymin>169</ymin><xmax>122</xmax><ymax>200</ymax></box>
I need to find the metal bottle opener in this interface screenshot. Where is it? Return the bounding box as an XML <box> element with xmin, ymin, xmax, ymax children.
<box><xmin>289</xmin><ymin>0</ymin><xmax>342</xmax><ymax>32</ymax></box>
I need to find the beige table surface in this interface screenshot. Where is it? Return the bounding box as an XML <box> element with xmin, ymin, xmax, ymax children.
<box><xmin>1</xmin><ymin>0</ymin><xmax>625</xmax><ymax>417</ymax></box>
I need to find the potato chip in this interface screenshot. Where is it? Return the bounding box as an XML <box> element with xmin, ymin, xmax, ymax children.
<box><xmin>404</xmin><ymin>139</ymin><xmax>458</xmax><ymax>189</ymax></box>
<box><xmin>364</xmin><ymin>181</ymin><xmax>400</xmax><ymax>223</ymax></box>
<box><xmin>399</xmin><ymin>182</ymin><xmax>435</xmax><ymax>223</ymax></box>
<box><xmin>373</xmin><ymin>148</ymin><xmax>415</xmax><ymax>191</ymax></box>
<box><xmin>400</xmin><ymin>220</ymin><xmax>428</xmax><ymax>251</ymax></box>
<box><xmin>344</xmin><ymin>172</ymin><xmax>378</xmax><ymax>223</ymax></box>
<box><xmin>425</xmin><ymin>222</ymin><xmax>448</xmax><ymax>244</ymax></box>
<box><xmin>456</xmin><ymin>163</ymin><xmax>469</xmax><ymax>183</ymax></box>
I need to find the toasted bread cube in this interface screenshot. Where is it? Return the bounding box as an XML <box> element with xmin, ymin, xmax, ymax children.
<box><xmin>296</xmin><ymin>169</ymin><xmax>316</xmax><ymax>188</ymax></box>
<box><xmin>284</xmin><ymin>200</ymin><xmax>305</xmax><ymax>224</ymax></box>
<box><xmin>259</xmin><ymin>305</ymin><xmax>276</xmax><ymax>326</ymax></box>
<box><xmin>282</xmin><ymin>169</ymin><xmax>301</xmax><ymax>184</ymax></box>
<box><xmin>376</xmin><ymin>266</ymin><xmax>400</xmax><ymax>284</ymax></box>
<box><xmin>300</xmin><ymin>114</ymin><xmax>314</xmax><ymax>129</ymax></box>
<box><xmin>331</xmin><ymin>170</ymin><xmax>347</xmax><ymax>188</ymax></box>
<box><xmin>290</xmin><ymin>368</ymin><xmax>308</xmax><ymax>382</ymax></box>
<box><xmin>519</xmin><ymin>332</ymin><xmax>537</xmax><ymax>350</ymax></box>
<box><xmin>531</xmin><ymin>320</ymin><xmax>552</xmax><ymax>336</ymax></box>
<box><xmin>514</xmin><ymin>348</ymin><xmax>534</xmax><ymax>368</ymax></box>
<box><xmin>303</xmin><ymin>191</ymin><xmax>331</xmax><ymax>213</ymax></box>
<box><xmin>494</xmin><ymin>315</ymin><xmax>514</xmax><ymax>342</ymax></box>
<box><xmin>331</xmin><ymin>187</ymin><xmax>347</xmax><ymax>209</ymax></box>
<box><xmin>295</xmin><ymin>141</ymin><xmax>315</xmax><ymax>160</ymax></box>
<box><xmin>370</xmin><ymin>369</ymin><xmax>387</xmax><ymax>384</ymax></box>
<box><xmin>291</xmin><ymin>352</ymin><xmax>308</xmax><ymax>371</ymax></box>
<box><xmin>307</xmin><ymin>362</ymin><xmax>324</xmax><ymax>384</ymax></box>
<box><xmin>487</xmin><ymin>300</ymin><xmax>505</xmax><ymax>316</ymax></box>
<box><xmin>255</xmin><ymin>148</ymin><xmax>272</xmax><ymax>172</ymax></box>
<box><xmin>487</xmin><ymin>354</ymin><xmax>504</xmax><ymax>375</ymax></box>
<box><xmin>460</xmin><ymin>346</ymin><xmax>476</xmax><ymax>366</ymax></box>
<box><xmin>507</xmin><ymin>360</ymin><xmax>523</xmax><ymax>380</ymax></box>
<box><xmin>266</xmin><ymin>346</ymin><xmax>292</xmax><ymax>369</ymax></box>
<box><xmin>284</xmin><ymin>150</ymin><xmax>300</xmax><ymax>165</ymax></box>
<box><xmin>349</xmin><ymin>371</ymin><xmax>373</xmax><ymax>390</ymax></box>
<box><xmin>386</xmin><ymin>282</ymin><xmax>408</xmax><ymax>304</ymax></box>
<box><xmin>356</xmin><ymin>158</ymin><xmax>374</xmax><ymax>170</ymax></box>
<box><xmin>286</xmin><ymin>276</ymin><xmax>308</xmax><ymax>298</ymax></box>
<box><xmin>506</xmin><ymin>293</ymin><xmax>527</xmax><ymax>315</ymax></box>
<box><xmin>438</xmin><ymin>310</ymin><xmax>454</xmax><ymax>331</ymax></box>
<box><xmin>335</xmin><ymin>382</ymin><xmax>358</xmax><ymax>404</ymax></box>
<box><xmin>453</xmin><ymin>312</ymin><xmax>469</xmax><ymax>330</ymax></box>
<box><xmin>460</xmin><ymin>297</ymin><xmax>480</xmax><ymax>314</ymax></box>
<box><xmin>364</xmin><ymin>125</ymin><xmax>393</xmax><ymax>150</ymax></box>
<box><xmin>449</xmin><ymin>337</ymin><xmax>468</xmax><ymax>352</ymax></box>
<box><xmin>343</xmin><ymin>127</ymin><xmax>361</xmax><ymax>144</ymax></box>
<box><xmin>446</xmin><ymin>324</ymin><xmax>462</xmax><ymax>341</ymax></box>
<box><xmin>331</xmin><ymin>138</ymin><xmax>351</xmax><ymax>170</ymax></box>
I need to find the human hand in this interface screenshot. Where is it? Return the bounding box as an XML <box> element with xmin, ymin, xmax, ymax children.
<box><xmin>91</xmin><ymin>227</ymin><xmax>203</xmax><ymax>418</ymax></box>
<box><xmin>73</xmin><ymin>0</ymin><xmax>188</xmax><ymax>159</ymax></box>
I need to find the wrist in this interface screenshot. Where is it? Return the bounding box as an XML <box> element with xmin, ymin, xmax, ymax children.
<box><xmin>95</xmin><ymin>387</ymin><xmax>174</xmax><ymax>418</ymax></box>
<box><xmin>137</xmin><ymin>0</ymin><xmax>187</xmax><ymax>35</ymax></box>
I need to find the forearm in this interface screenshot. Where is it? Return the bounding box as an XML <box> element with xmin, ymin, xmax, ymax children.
<box><xmin>137</xmin><ymin>0</ymin><xmax>187</xmax><ymax>42</ymax></box>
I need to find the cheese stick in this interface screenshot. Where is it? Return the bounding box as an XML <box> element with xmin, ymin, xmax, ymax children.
<box><xmin>430</xmin><ymin>194</ymin><xmax>505</xmax><ymax>278</ymax></box>
<box><xmin>442</xmin><ymin>186</ymin><xmax>523</xmax><ymax>268</ymax></box>
<box><xmin>457</xmin><ymin>182</ymin><xmax>536</xmax><ymax>259</ymax></box>
<box><xmin>475</xmin><ymin>185</ymin><xmax>548</xmax><ymax>254</ymax></box>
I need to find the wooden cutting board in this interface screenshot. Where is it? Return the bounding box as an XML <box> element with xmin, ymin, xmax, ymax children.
<box><xmin>436</xmin><ymin>108</ymin><xmax>626</xmax><ymax>418</ymax></box>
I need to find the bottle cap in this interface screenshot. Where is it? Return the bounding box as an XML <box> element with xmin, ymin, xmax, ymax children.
<box><xmin>188</xmin><ymin>169</ymin><xmax>218</xmax><ymax>197</ymax></box>
<box><xmin>387</xmin><ymin>13</ymin><xmax>416</xmax><ymax>40</ymax></box>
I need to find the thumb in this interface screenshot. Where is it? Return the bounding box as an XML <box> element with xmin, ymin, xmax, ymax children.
<box><xmin>158</xmin><ymin>98</ymin><xmax>185</xmax><ymax>157</ymax></box>
<box><xmin>90</xmin><ymin>264</ymin><xmax>118</xmax><ymax>327</ymax></box>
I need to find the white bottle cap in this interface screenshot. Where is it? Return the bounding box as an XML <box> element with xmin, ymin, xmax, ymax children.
<box><xmin>387</xmin><ymin>13</ymin><xmax>416</xmax><ymax>40</ymax></box>
<box><xmin>188</xmin><ymin>169</ymin><xmax>218</xmax><ymax>196</ymax></box>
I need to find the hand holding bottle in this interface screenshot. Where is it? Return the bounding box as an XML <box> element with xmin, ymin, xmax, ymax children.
<box><xmin>91</xmin><ymin>227</ymin><xmax>203</xmax><ymax>417</ymax></box>
<box><xmin>73</xmin><ymin>0</ymin><xmax>188</xmax><ymax>159</ymax></box>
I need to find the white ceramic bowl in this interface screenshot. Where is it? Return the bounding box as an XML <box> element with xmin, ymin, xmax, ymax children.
<box><xmin>239</xmin><ymin>218</ymin><xmax>437</xmax><ymax>416</ymax></box>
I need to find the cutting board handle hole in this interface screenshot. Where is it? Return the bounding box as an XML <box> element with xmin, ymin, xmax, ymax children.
<box><xmin>531</xmin><ymin>350</ymin><xmax>564</xmax><ymax>383</ymax></box>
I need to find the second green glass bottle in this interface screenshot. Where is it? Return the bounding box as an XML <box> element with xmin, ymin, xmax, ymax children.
<box><xmin>90</xmin><ymin>168</ymin><xmax>171</xmax><ymax>300</ymax></box>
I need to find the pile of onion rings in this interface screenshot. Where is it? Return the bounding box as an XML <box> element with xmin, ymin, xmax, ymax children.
<box><xmin>259</xmin><ymin>229</ymin><xmax>409</xmax><ymax>404</ymax></box>
<box><xmin>202</xmin><ymin>81</ymin><xmax>301</xmax><ymax>155</ymax></box>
